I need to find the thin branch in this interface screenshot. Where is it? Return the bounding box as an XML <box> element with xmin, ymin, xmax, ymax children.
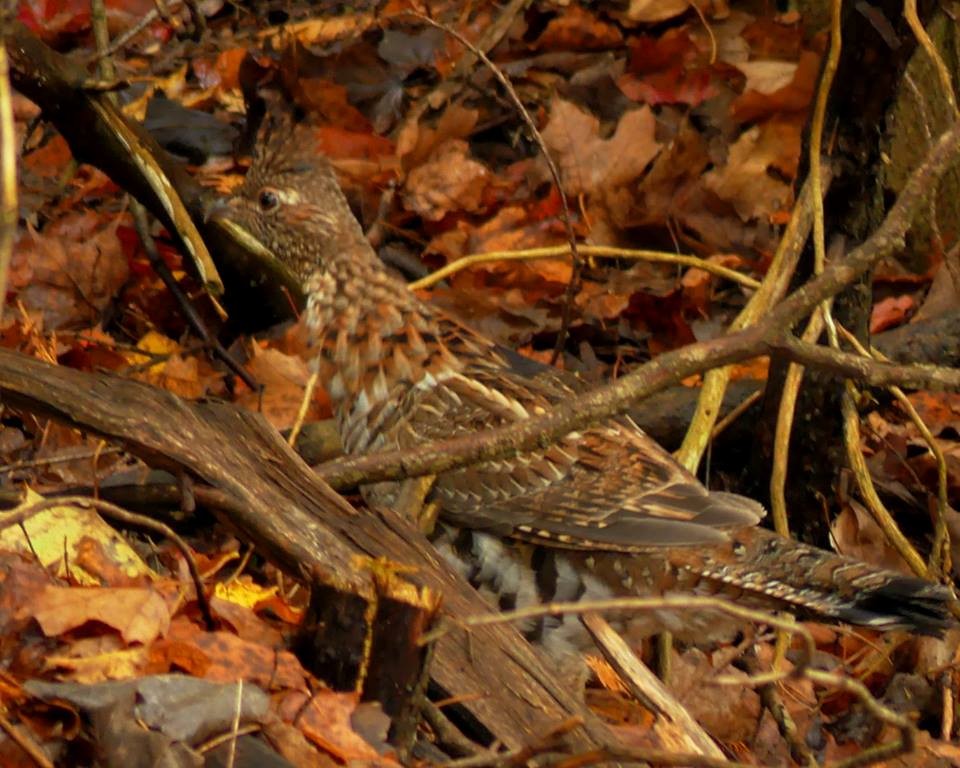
<box><xmin>420</xmin><ymin>594</ymin><xmax>816</xmax><ymax>676</ymax></box>
<box><xmin>316</xmin><ymin>119</ymin><xmax>960</xmax><ymax>489</ymax></box>
<box><xmin>409</xmin><ymin>244</ymin><xmax>760</xmax><ymax>291</ymax></box>
<box><xmin>0</xmin><ymin>42</ymin><xmax>15</xmax><ymax>326</ymax></box>
<box><xmin>0</xmin><ymin>709</ymin><xmax>54</xmax><ymax>768</ymax></box>
<box><xmin>441</xmin><ymin>716</ymin><xmax>581</xmax><ymax>768</ymax></box>
<box><xmin>903</xmin><ymin>0</ymin><xmax>958</xmax><ymax>118</ymax></box>
<box><xmin>0</xmin><ymin>446</ymin><xmax>122</xmax><ymax>474</ymax></box>
<box><xmin>766</xmin><ymin>119</ymin><xmax>960</xmax><ymax>331</ymax></box>
<box><xmin>552</xmin><ymin>746</ymin><xmax>752</xmax><ymax>768</ymax></box>
<box><xmin>770</xmin><ymin>307</ymin><xmax>825</xmax><ymax>536</ymax></box>
<box><xmin>580</xmin><ymin>611</ymin><xmax>724</xmax><ymax>760</ymax></box>
<box><xmin>318</xmin><ymin>329</ymin><xmax>960</xmax><ymax>490</ymax></box>
<box><xmin>674</xmin><ymin>175</ymin><xmax>817</xmax><ymax>471</ymax></box>
<box><xmin>838</xmin><ymin>323</ymin><xmax>952</xmax><ymax>576</ymax></box>
<box><xmin>710</xmin><ymin>388</ymin><xmax>762</xmax><ymax>441</ymax></box>
<box><xmin>88</xmin><ymin>5</ymin><xmax>162</xmax><ymax>63</ymax></box>
<box><xmin>770</xmin><ymin>335</ymin><xmax>960</xmax><ymax>390</ymax></box>
<box><xmin>288</xmin><ymin>370</ymin><xmax>319</xmax><ymax>447</ymax></box>
<box><xmin>129</xmin><ymin>203</ymin><xmax>259</xmax><ymax>391</ymax></box>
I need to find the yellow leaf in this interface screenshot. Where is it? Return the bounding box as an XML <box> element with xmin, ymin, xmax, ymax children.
<box><xmin>0</xmin><ymin>489</ymin><xmax>155</xmax><ymax>585</ymax></box>
<box><xmin>215</xmin><ymin>578</ymin><xmax>278</xmax><ymax>609</ymax></box>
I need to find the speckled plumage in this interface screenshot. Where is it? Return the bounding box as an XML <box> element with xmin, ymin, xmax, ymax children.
<box><xmin>214</xmin><ymin>120</ymin><xmax>955</xmax><ymax>644</ymax></box>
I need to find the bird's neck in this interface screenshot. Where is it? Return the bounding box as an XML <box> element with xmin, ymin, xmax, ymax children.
<box><xmin>302</xmin><ymin>241</ymin><xmax>462</xmax><ymax>452</ymax></box>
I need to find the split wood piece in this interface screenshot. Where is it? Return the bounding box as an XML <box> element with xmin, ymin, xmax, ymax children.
<box><xmin>580</xmin><ymin>612</ymin><xmax>725</xmax><ymax>760</ymax></box>
<box><xmin>0</xmin><ymin>347</ymin><xmax>614</xmax><ymax>753</ymax></box>
<box><xmin>295</xmin><ymin>556</ymin><xmax>442</xmax><ymax>755</ymax></box>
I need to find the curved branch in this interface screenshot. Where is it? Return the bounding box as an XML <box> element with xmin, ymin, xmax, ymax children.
<box><xmin>317</xmin><ymin>329</ymin><xmax>960</xmax><ymax>489</ymax></box>
<box><xmin>317</xmin><ymin>119</ymin><xmax>960</xmax><ymax>489</ymax></box>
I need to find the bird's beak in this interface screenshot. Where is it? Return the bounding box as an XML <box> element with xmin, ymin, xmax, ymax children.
<box><xmin>203</xmin><ymin>197</ymin><xmax>235</xmax><ymax>224</ymax></box>
<box><xmin>204</xmin><ymin>198</ymin><xmax>277</xmax><ymax>261</ymax></box>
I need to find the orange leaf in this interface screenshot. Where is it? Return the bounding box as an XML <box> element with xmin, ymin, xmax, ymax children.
<box><xmin>314</xmin><ymin>125</ymin><xmax>395</xmax><ymax>160</ymax></box>
<box><xmin>870</xmin><ymin>294</ymin><xmax>915</xmax><ymax>333</ymax></box>
<box><xmin>32</xmin><ymin>586</ymin><xmax>170</xmax><ymax>645</ymax></box>
<box><xmin>279</xmin><ymin>690</ymin><xmax>395</xmax><ymax>763</ymax></box>
<box><xmin>535</xmin><ymin>6</ymin><xmax>623</xmax><ymax>50</ymax></box>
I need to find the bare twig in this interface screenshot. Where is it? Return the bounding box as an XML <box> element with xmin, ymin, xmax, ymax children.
<box><xmin>810</xmin><ymin>0</ymin><xmax>841</xmax><ymax>282</ymax></box>
<box><xmin>88</xmin><ymin>5</ymin><xmax>163</xmax><ymax>63</ymax></box>
<box><xmin>904</xmin><ymin>0</ymin><xmax>958</xmax><ymax>118</ymax></box>
<box><xmin>710</xmin><ymin>388</ymin><xmax>762</xmax><ymax>441</ymax></box>
<box><xmin>421</xmin><ymin>594</ymin><xmax>816</xmax><ymax>678</ymax></box>
<box><xmin>742</xmin><ymin>646</ymin><xmax>816</xmax><ymax>767</ymax></box>
<box><xmin>226</xmin><ymin>680</ymin><xmax>242</xmax><ymax>768</ymax></box>
<box><xmin>553</xmin><ymin>745</ymin><xmax>752</xmax><ymax>768</ymax></box>
<box><xmin>674</xmin><ymin>176</ymin><xmax>817</xmax><ymax>471</ymax></box>
<box><xmin>807</xmin><ymin>669</ymin><xmax>914</xmax><ymax>768</ymax></box>
<box><xmin>0</xmin><ymin>38</ymin><xmax>16</xmax><ymax>326</ymax></box>
<box><xmin>0</xmin><ymin>447</ymin><xmax>122</xmax><ymax>474</ymax></box>
<box><xmin>770</xmin><ymin>299</ymin><xmax>826</xmax><ymax>536</ymax></box>
<box><xmin>441</xmin><ymin>716</ymin><xmax>581</xmax><ymax>768</ymax></box>
<box><xmin>422</xmin><ymin>699</ymin><xmax>489</xmax><ymax>758</ymax></box>
<box><xmin>318</xmin><ymin>331</ymin><xmax>960</xmax><ymax>490</ymax></box>
<box><xmin>129</xmin><ymin>204</ymin><xmax>258</xmax><ymax>391</ymax></box>
<box><xmin>288</xmin><ymin>370</ymin><xmax>319</xmax><ymax>447</ymax></box>
<box><xmin>838</xmin><ymin>323</ymin><xmax>953</xmax><ymax>576</ymax></box>
<box><xmin>842</xmin><ymin>385</ymin><xmax>929</xmax><ymax>578</ymax></box>
<box><xmin>399</xmin><ymin>0</ymin><xmax>529</xmax><ymax>129</ymax></box>
<box><xmin>409</xmin><ymin>244</ymin><xmax>760</xmax><ymax>291</ymax></box>
<box><xmin>806</xmin><ymin>2</ymin><xmax>924</xmax><ymax>584</ymax></box>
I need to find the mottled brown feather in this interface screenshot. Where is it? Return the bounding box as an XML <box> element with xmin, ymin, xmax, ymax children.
<box><xmin>213</xmin><ymin>121</ymin><xmax>955</xmax><ymax>638</ymax></box>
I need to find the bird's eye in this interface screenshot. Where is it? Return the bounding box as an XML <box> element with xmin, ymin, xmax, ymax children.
<box><xmin>258</xmin><ymin>188</ymin><xmax>280</xmax><ymax>212</ymax></box>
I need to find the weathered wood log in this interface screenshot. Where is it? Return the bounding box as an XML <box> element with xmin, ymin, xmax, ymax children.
<box><xmin>0</xmin><ymin>347</ymin><xmax>613</xmax><ymax>752</ymax></box>
<box><xmin>296</xmin><ymin>560</ymin><xmax>441</xmax><ymax>755</ymax></box>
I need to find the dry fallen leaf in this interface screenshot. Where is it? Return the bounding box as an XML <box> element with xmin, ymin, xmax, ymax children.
<box><xmin>541</xmin><ymin>99</ymin><xmax>661</xmax><ymax>196</ymax></box>
<box><xmin>13</xmin><ymin>214</ymin><xmax>129</xmax><ymax>329</ymax></box>
<box><xmin>731</xmin><ymin>49</ymin><xmax>819</xmax><ymax>123</ymax></box>
<box><xmin>236</xmin><ymin>344</ymin><xmax>320</xmax><ymax>431</ymax></box>
<box><xmin>830</xmin><ymin>500</ymin><xmax>915</xmax><ymax>575</ymax></box>
<box><xmin>44</xmin><ymin>646</ymin><xmax>149</xmax><ymax>684</ymax></box>
<box><xmin>403</xmin><ymin>139</ymin><xmax>491</xmax><ymax>220</ymax></box>
<box><xmin>870</xmin><ymin>294</ymin><xmax>916</xmax><ymax>333</ymax></box>
<box><xmin>735</xmin><ymin>60</ymin><xmax>798</xmax><ymax>94</ymax></box>
<box><xmin>279</xmin><ymin>690</ymin><xmax>395</xmax><ymax>764</ymax></box>
<box><xmin>165</xmin><ymin>626</ymin><xmax>308</xmax><ymax>690</ymax></box>
<box><xmin>32</xmin><ymin>585</ymin><xmax>171</xmax><ymax>645</ymax></box>
<box><xmin>621</xmin><ymin>0</ymin><xmax>695</xmax><ymax>24</ymax></box>
<box><xmin>536</xmin><ymin>5</ymin><xmax>623</xmax><ymax>50</ymax></box>
<box><xmin>703</xmin><ymin>119</ymin><xmax>799</xmax><ymax>221</ymax></box>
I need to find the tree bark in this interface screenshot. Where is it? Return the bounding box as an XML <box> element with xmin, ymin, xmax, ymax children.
<box><xmin>0</xmin><ymin>347</ymin><xmax>612</xmax><ymax>752</ymax></box>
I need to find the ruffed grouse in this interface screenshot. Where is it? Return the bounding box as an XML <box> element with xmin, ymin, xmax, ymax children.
<box><xmin>212</xmin><ymin>119</ymin><xmax>954</xmax><ymax>650</ymax></box>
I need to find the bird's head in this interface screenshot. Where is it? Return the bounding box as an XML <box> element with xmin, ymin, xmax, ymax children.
<box><xmin>207</xmin><ymin>119</ymin><xmax>368</xmax><ymax>285</ymax></box>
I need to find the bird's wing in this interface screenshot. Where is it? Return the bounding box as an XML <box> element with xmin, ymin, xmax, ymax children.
<box><xmin>391</xmin><ymin>326</ymin><xmax>765</xmax><ymax>550</ymax></box>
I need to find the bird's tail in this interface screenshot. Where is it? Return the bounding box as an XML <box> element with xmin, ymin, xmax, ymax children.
<box><xmin>666</xmin><ymin>525</ymin><xmax>956</xmax><ymax>635</ymax></box>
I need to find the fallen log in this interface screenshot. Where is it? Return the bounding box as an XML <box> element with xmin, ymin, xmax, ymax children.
<box><xmin>0</xmin><ymin>347</ymin><xmax>613</xmax><ymax>752</ymax></box>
